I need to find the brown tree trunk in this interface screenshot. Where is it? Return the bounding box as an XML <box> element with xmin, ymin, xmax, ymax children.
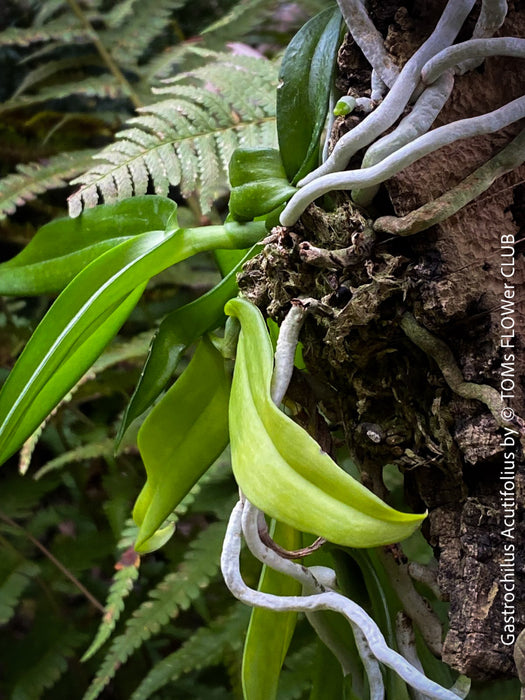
<box><xmin>240</xmin><ymin>0</ymin><xmax>524</xmax><ymax>683</ymax></box>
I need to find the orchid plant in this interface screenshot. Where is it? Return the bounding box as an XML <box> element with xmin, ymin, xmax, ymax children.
<box><xmin>0</xmin><ymin>0</ymin><xmax>524</xmax><ymax>697</ymax></box>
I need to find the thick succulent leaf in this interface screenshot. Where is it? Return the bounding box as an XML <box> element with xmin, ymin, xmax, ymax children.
<box><xmin>116</xmin><ymin>245</ymin><xmax>260</xmax><ymax>446</ymax></box>
<box><xmin>228</xmin><ymin>148</ymin><xmax>296</xmax><ymax>223</ymax></box>
<box><xmin>225</xmin><ymin>298</ymin><xmax>426</xmax><ymax>547</ymax></box>
<box><xmin>277</xmin><ymin>7</ymin><xmax>342</xmax><ymax>183</ymax></box>
<box><xmin>242</xmin><ymin>519</ymin><xmax>301</xmax><ymax>700</ymax></box>
<box><xmin>0</xmin><ymin>196</ymin><xmax>178</xmax><ymax>295</ymax></box>
<box><xmin>134</xmin><ymin>337</ymin><xmax>230</xmax><ymax>552</ymax></box>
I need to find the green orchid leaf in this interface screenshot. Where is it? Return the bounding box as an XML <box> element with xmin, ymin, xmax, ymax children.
<box><xmin>0</xmin><ymin>196</ymin><xmax>178</xmax><ymax>295</ymax></box>
<box><xmin>134</xmin><ymin>337</ymin><xmax>230</xmax><ymax>552</ymax></box>
<box><xmin>116</xmin><ymin>244</ymin><xmax>261</xmax><ymax>447</ymax></box>
<box><xmin>0</xmin><ymin>203</ymin><xmax>265</xmax><ymax>466</ymax></box>
<box><xmin>225</xmin><ymin>297</ymin><xmax>426</xmax><ymax>547</ymax></box>
<box><xmin>228</xmin><ymin>148</ymin><xmax>296</xmax><ymax>223</ymax></box>
<box><xmin>229</xmin><ymin>179</ymin><xmax>297</xmax><ymax>222</ymax></box>
<box><xmin>229</xmin><ymin>148</ymin><xmax>288</xmax><ymax>188</ymax></box>
<box><xmin>213</xmin><ymin>247</ymin><xmax>250</xmax><ymax>277</ymax></box>
<box><xmin>0</xmin><ymin>228</ymin><xmax>172</xmax><ymax>466</ymax></box>
<box><xmin>242</xmin><ymin>519</ymin><xmax>301</xmax><ymax>700</ymax></box>
<box><xmin>277</xmin><ymin>7</ymin><xmax>342</xmax><ymax>183</ymax></box>
<box><xmin>309</xmin><ymin>636</ymin><xmax>346</xmax><ymax>700</ymax></box>
<box><xmin>0</xmin><ymin>283</ymin><xmax>146</xmax><ymax>467</ymax></box>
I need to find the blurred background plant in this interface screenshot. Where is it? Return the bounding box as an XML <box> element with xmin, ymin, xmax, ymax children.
<box><xmin>0</xmin><ymin>1</ymin><xmax>332</xmax><ymax>697</ymax></box>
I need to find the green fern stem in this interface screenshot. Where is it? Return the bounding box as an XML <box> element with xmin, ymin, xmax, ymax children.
<box><xmin>65</xmin><ymin>0</ymin><xmax>143</xmax><ymax>110</ymax></box>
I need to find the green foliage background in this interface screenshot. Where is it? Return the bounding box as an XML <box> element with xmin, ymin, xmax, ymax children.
<box><xmin>0</xmin><ymin>1</ymin><xmax>328</xmax><ymax>697</ymax></box>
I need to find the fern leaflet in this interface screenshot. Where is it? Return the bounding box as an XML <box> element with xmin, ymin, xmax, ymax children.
<box><xmin>202</xmin><ymin>0</ymin><xmax>276</xmax><ymax>46</ymax></box>
<box><xmin>277</xmin><ymin>643</ymin><xmax>318</xmax><ymax>700</ymax></box>
<box><xmin>0</xmin><ymin>556</ymin><xmax>40</xmax><ymax>625</ymax></box>
<box><xmin>82</xmin><ymin>547</ymin><xmax>140</xmax><ymax>662</ymax></box>
<box><xmin>33</xmin><ymin>439</ymin><xmax>116</xmax><ymax>480</ymax></box>
<box><xmin>130</xmin><ymin>604</ymin><xmax>250</xmax><ymax>700</ymax></box>
<box><xmin>0</xmin><ymin>16</ymin><xmax>89</xmax><ymax>47</ymax></box>
<box><xmin>69</xmin><ymin>52</ymin><xmax>279</xmax><ymax>216</ymax></box>
<box><xmin>0</xmin><ymin>150</ymin><xmax>97</xmax><ymax>220</ymax></box>
<box><xmin>83</xmin><ymin>519</ymin><xmax>227</xmax><ymax>700</ymax></box>
<box><xmin>11</xmin><ymin>627</ymin><xmax>86</xmax><ymax>700</ymax></box>
<box><xmin>106</xmin><ymin>0</ymin><xmax>186</xmax><ymax>67</ymax></box>
<box><xmin>105</xmin><ymin>0</ymin><xmax>142</xmax><ymax>29</ymax></box>
<box><xmin>0</xmin><ymin>77</ymin><xmax>124</xmax><ymax>115</ymax></box>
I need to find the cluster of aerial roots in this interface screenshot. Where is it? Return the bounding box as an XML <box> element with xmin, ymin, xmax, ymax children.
<box><xmin>280</xmin><ymin>0</ymin><xmax>525</xmax><ymax>227</ymax></box>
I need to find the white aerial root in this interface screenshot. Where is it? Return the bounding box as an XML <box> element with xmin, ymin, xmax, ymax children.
<box><xmin>353</xmin><ymin>70</ymin><xmax>455</xmax><ymax>205</ymax></box>
<box><xmin>371</xmin><ymin>70</ymin><xmax>389</xmax><ymax>102</ymax></box>
<box><xmin>280</xmin><ymin>95</ymin><xmax>525</xmax><ymax>226</ymax></box>
<box><xmin>221</xmin><ymin>500</ymin><xmax>463</xmax><ymax>700</ymax></box>
<box><xmin>270</xmin><ymin>299</ymin><xmax>314</xmax><ymax>405</ymax></box>
<box><xmin>284</xmin><ymin>0</ymin><xmax>522</xmax><ymax>224</ymax></box>
<box><xmin>459</xmin><ymin>0</ymin><xmax>508</xmax><ymax>71</ymax></box>
<box><xmin>422</xmin><ymin>37</ymin><xmax>525</xmax><ymax>83</ymax></box>
<box><xmin>241</xmin><ymin>500</ymin><xmax>386</xmax><ymax>699</ymax></box>
<box><xmin>299</xmin><ymin>0</ymin><xmax>476</xmax><ymax>185</ymax></box>
<box><xmin>395</xmin><ymin>612</ymin><xmax>431</xmax><ymax>700</ymax></box>
<box><xmin>373</xmin><ymin>127</ymin><xmax>525</xmax><ymax>236</ymax></box>
<box><xmin>472</xmin><ymin>0</ymin><xmax>508</xmax><ymax>38</ymax></box>
<box><xmin>336</xmin><ymin>0</ymin><xmax>400</xmax><ymax>88</ymax></box>
<box><xmin>394</xmin><ymin>614</ymin><xmax>470</xmax><ymax>700</ymax></box>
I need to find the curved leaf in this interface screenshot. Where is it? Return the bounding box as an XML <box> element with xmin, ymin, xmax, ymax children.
<box><xmin>0</xmin><ymin>196</ymin><xmax>178</xmax><ymax>295</ymax></box>
<box><xmin>225</xmin><ymin>298</ymin><xmax>426</xmax><ymax>547</ymax></box>
<box><xmin>277</xmin><ymin>7</ymin><xmax>342</xmax><ymax>183</ymax></box>
<box><xmin>134</xmin><ymin>337</ymin><xmax>230</xmax><ymax>552</ymax></box>
<box><xmin>116</xmin><ymin>245</ymin><xmax>260</xmax><ymax>446</ymax></box>
<box><xmin>0</xmin><ymin>203</ymin><xmax>265</xmax><ymax>466</ymax></box>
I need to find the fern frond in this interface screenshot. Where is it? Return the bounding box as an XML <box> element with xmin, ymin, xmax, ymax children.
<box><xmin>11</xmin><ymin>627</ymin><xmax>86</xmax><ymax>700</ymax></box>
<box><xmin>12</xmin><ymin>57</ymin><xmax>105</xmax><ymax>98</ymax></box>
<box><xmin>32</xmin><ymin>0</ymin><xmax>70</xmax><ymax>26</ymax></box>
<box><xmin>32</xmin><ymin>439</ymin><xmax>116</xmax><ymax>480</ymax></box>
<box><xmin>0</xmin><ymin>16</ymin><xmax>89</xmax><ymax>47</ymax></box>
<box><xmin>0</xmin><ymin>556</ymin><xmax>40</xmax><ymax>625</ymax></box>
<box><xmin>106</xmin><ymin>0</ymin><xmax>186</xmax><ymax>67</ymax></box>
<box><xmin>83</xmin><ymin>519</ymin><xmax>227</xmax><ymax>700</ymax></box>
<box><xmin>130</xmin><ymin>604</ymin><xmax>250</xmax><ymax>700</ymax></box>
<box><xmin>105</xmin><ymin>0</ymin><xmax>141</xmax><ymax>28</ymax></box>
<box><xmin>91</xmin><ymin>331</ymin><xmax>154</xmax><ymax>373</ymax></box>
<box><xmin>68</xmin><ymin>52</ymin><xmax>279</xmax><ymax>216</ymax></box>
<box><xmin>1</xmin><ymin>77</ymin><xmax>124</xmax><ymax>114</ymax></box>
<box><xmin>0</xmin><ymin>150</ymin><xmax>97</xmax><ymax>221</ymax></box>
<box><xmin>202</xmin><ymin>0</ymin><xmax>275</xmax><ymax>46</ymax></box>
<box><xmin>82</xmin><ymin>549</ymin><xmax>140</xmax><ymax>662</ymax></box>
